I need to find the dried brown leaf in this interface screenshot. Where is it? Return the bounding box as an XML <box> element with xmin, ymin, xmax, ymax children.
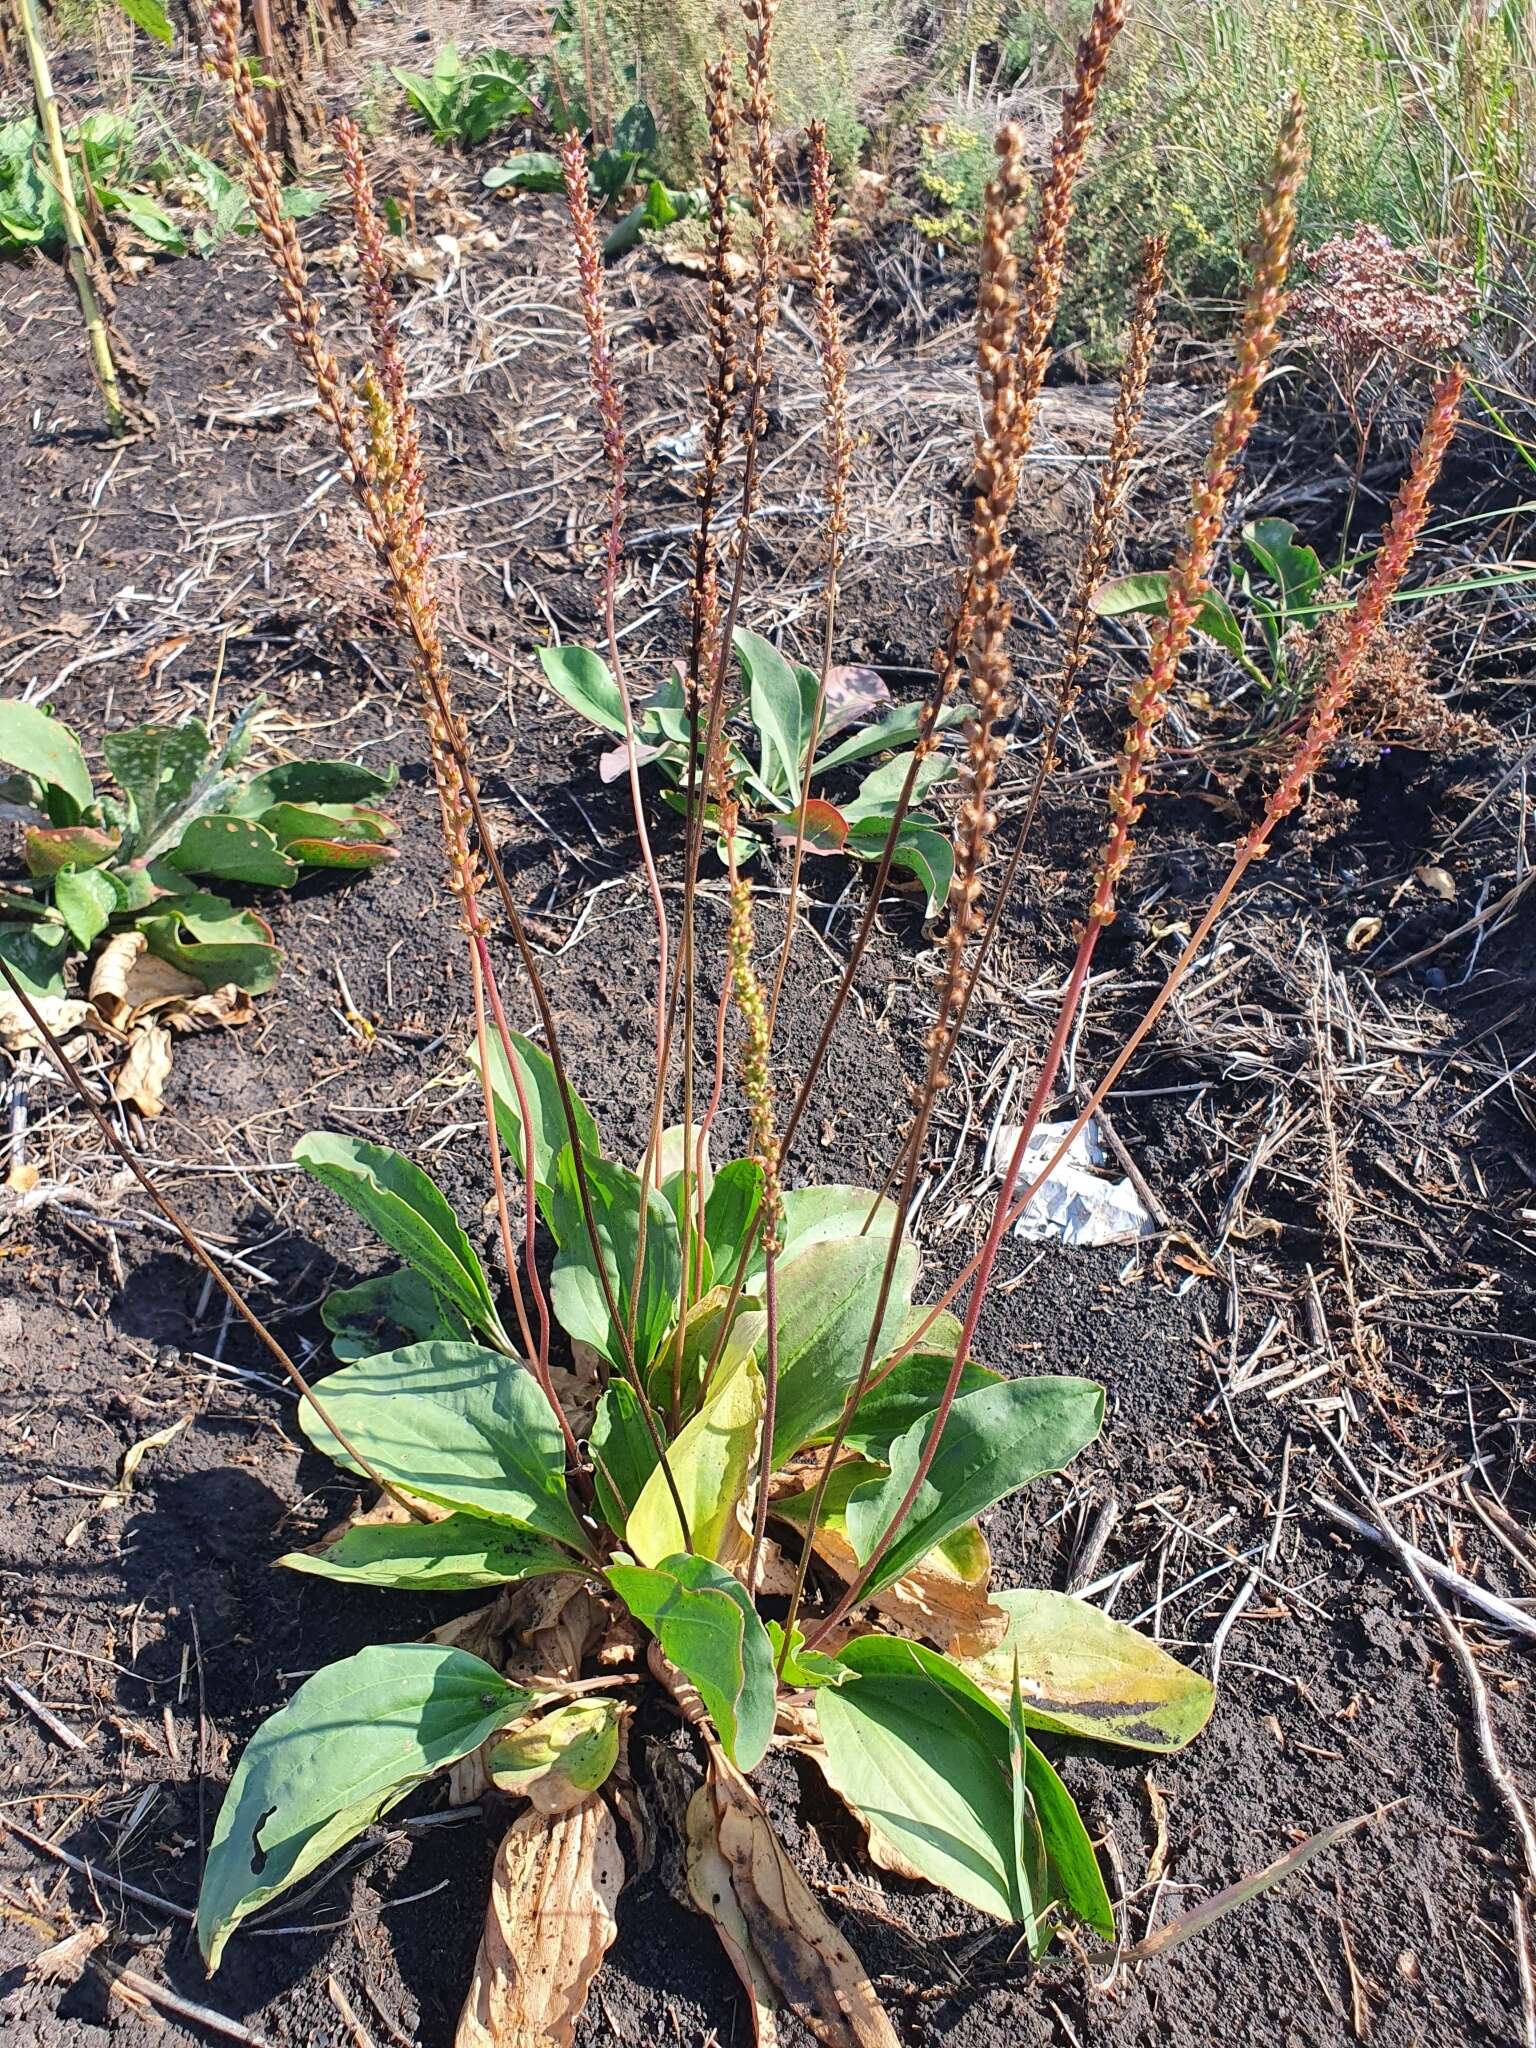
<box><xmin>455</xmin><ymin>1801</ymin><xmax>625</xmax><ymax>2048</ymax></box>
<box><xmin>687</xmin><ymin>1750</ymin><xmax>899</xmax><ymax>2048</ymax></box>
<box><xmin>113</xmin><ymin>1022</ymin><xmax>174</xmax><ymax>1117</ymax></box>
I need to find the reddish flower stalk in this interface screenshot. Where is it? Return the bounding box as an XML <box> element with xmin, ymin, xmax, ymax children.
<box><xmin>666</xmin><ymin>50</ymin><xmax>740</xmax><ymax>1425</ymax></box>
<box><xmin>863</xmin><ymin>231</ymin><xmax>1168</xmax><ymax>1227</ymax></box>
<box><xmin>807</xmin><ymin>98</ymin><xmax>1312</xmax><ymax>1652</ymax></box>
<box><xmin>704</xmin><ymin>14</ymin><xmax>1130</xmax><ymax>1443</ymax></box>
<box><xmin>208</xmin><ymin>8</ymin><xmax>707</xmax><ymax>1519</ymax></box>
<box><xmin>335</xmin><ymin>113</ymin><xmax>424</xmax><ymax>556</ymax></box>
<box><xmin>721</xmin><ymin>806</ymin><xmax>783</xmax><ymax>1594</ymax></box>
<box><xmin>1090</xmin><ymin>97</ymin><xmax>1305</xmax><ymax>930</ymax></box>
<box><xmin>559</xmin><ymin>126</ymin><xmax>674</xmax><ymax>1353</ymax></box>
<box><xmin>774</xmin><ymin>0</ymin><xmax>1129</xmax><ymax>1181</ymax></box>
<box><xmin>847</xmin><ymin>366</ymin><xmax>1465</xmax><ymax>1464</ymax></box>
<box><xmin>767</xmin><ymin>118</ymin><xmax>853</xmax><ymax>1033</ymax></box>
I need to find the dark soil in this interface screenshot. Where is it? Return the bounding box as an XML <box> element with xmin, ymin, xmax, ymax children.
<box><xmin>2</xmin><ymin>21</ymin><xmax>1533</xmax><ymax>2048</ymax></box>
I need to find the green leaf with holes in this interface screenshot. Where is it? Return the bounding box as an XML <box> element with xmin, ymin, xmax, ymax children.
<box><xmin>166</xmin><ymin>814</ymin><xmax>298</xmax><ymax>887</ymax></box>
<box><xmin>54</xmin><ymin>865</ymin><xmax>117</xmax><ymax>949</ymax></box>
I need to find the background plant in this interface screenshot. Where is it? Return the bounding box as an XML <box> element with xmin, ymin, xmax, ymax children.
<box><xmin>539</xmin><ymin>630</ymin><xmax>965</xmax><ymax>912</ymax></box>
<box><xmin>0</xmin><ymin>698</ymin><xmax>396</xmax><ymax>995</ymax></box>
<box><xmin>921</xmin><ymin>0</ymin><xmax>1534</xmax><ymax>364</ymax></box>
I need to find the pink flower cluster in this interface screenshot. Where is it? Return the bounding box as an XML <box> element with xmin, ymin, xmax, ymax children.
<box><xmin>1295</xmin><ymin>222</ymin><xmax>1474</xmax><ymax>383</ymax></box>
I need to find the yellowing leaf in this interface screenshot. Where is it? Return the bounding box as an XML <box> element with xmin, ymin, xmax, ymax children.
<box><xmin>626</xmin><ymin>1357</ymin><xmax>763</xmax><ymax>1566</ymax></box>
<box><xmin>952</xmin><ymin>1589</ymin><xmax>1216</xmax><ymax>1752</ymax></box>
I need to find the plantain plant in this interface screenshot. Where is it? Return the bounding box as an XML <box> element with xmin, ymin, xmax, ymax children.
<box><xmin>0</xmin><ymin>699</ymin><xmax>395</xmax><ymax>994</ymax></box>
<box><xmin>197</xmin><ymin>1050</ymin><xmax>1215</xmax><ymax>1971</ymax></box>
<box><xmin>540</xmin><ymin>630</ymin><xmax>963</xmax><ymax>911</ymax></box>
<box><xmin>145</xmin><ymin>2</ymin><xmax>1463</xmax><ymax>2036</ymax></box>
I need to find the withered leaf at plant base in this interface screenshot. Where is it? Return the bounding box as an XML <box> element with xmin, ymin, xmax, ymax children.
<box><xmin>455</xmin><ymin>1800</ymin><xmax>625</xmax><ymax>2048</ymax></box>
<box><xmin>686</xmin><ymin>1751</ymin><xmax>899</xmax><ymax>2048</ymax></box>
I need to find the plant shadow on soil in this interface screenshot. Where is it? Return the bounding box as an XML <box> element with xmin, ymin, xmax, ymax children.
<box><xmin>2</xmin><ymin>28</ymin><xmax>1534</xmax><ymax>2048</ymax></box>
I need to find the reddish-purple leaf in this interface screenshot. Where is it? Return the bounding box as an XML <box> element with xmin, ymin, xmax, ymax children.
<box><xmin>24</xmin><ymin>826</ymin><xmax>119</xmax><ymax>878</ymax></box>
<box><xmin>770</xmin><ymin>799</ymin><xmax>847</xmax><ymax>854</ymax></box>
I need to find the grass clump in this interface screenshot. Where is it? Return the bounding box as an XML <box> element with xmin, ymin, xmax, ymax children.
<box><xmin>923</xmin><ymin>0</ymin><xmax>1533</xmax><ymax>359</ymax></box>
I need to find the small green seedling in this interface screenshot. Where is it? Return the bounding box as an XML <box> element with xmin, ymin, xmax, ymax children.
<box><xmin>1095</xmin><ymin>516</ymin><xmax>1327</xmax><ymax>698</ymax></box>
<box><xmin>539</xmin><ymin>629</ymin><xmax>964</xmax><ymax>914</ymax></box>
<box><xmin>0</xmin><ymin>699</ymin><xmax>396</xmax><ymax>995</ymax></box>
<box><xmin>392</xmin><ymin>45</ymin><xmax>538</xmax><ymax>149</ymax></box>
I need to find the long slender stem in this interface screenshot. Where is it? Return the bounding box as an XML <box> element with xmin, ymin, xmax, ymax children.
<box><xmin>470</xmin><ymin>941</ymin><xmax>538</xmax><ymax>1362</ymax></box>
<box><xmin>18</xmin><ymin>0</ymin><xmax>125</xmax><ymax>434</ymax></box>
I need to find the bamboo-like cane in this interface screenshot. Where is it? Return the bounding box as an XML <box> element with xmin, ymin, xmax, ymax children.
<box><xmin>17</xmin><ymin>0</ymin><xmax>126</xmax><ymax>435</ymax></box>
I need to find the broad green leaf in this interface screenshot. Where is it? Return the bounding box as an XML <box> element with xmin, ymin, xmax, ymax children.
<box><xmin>648</xmin><ymin>1120</ymin><xmax>714</xmax><ymax>1205</ymax></box>
<box><xmin>811</xmin><ymin>701</ymin><xmax>967</xmax><ymax>776</ymax></box>
<box><xmin>1017</xmin><ymin>1721</ymin><xmax>1116</xmax><ymax>1947</ymax></box>
<box><xmin>54</xmin><ymin>865</ymin><xmax>116</xmax><ymax>949</ymax></box>
<box><xmin>768</xmin><ymin>1620</ymin><xmax>851</xmax><ymax>1690</ymax></box>
<box><xmin>955</xmin><ymin>1589</ymin><xmax>1216</xmax><ymax>1752</ymax></box>
<box><xmin>745</xmin><ymin>1182</ymin><xmax>897</xmax><ymax>1280</ymax></box>
<box><xmin>166</xmin><ymin>814</ymin><xmax>298</xmax><ymax>887</ymax></box>
<box><xmin>549</xmin><ymin>1146</ymin><xmax>681</xmax><ymax>1371</ymax></box>
<box><xmin>735</xmin><ymin>628</ymin><xmax>807</xmax><ymax>803</ymax></box>
<box><xmin>103</xmin><ymin>720</ymin><xmax>212</xmax><ymax>856</ymax></box>
<box><xmin>140</xmin><ymin>893</ymin><xmax>279</xmax><ymax>992</ymax></box>
<box><xmin>846</xmin><ymin>815</ymin><xmax>954</xmax><ymax>918</ymax></box>
<box><xmin>0</xmin><ymin>921</ymin><xmax>70</xmax><ymax>996</ymax></box>
<box><xmin>99</xmin><ymin>184</ymin><xmax>185</xmax><ymax>251</ymax></box>
<box><xmin>114</xmin><ymin>0</ymin><xmax>174</xmax><ymax>43</ymax></box>
<box><xmin>297</xmin><ymin>1341</ymin><xmax>587</xmax><ymax>1552</ymax></box>
<box><xmin>834</xmin><ymin>1346</ymin><xmax>999</xmax><ymax>1461</ymax></box>
<box><xmin>255</xmin><ymin>803</ymin><xmax>395</xmax><ymax>855</ymax></box>
<box><xmin>321</xmin><ymin>1267</ymin><xmax>472</xmax><ymax>1362</ymax></box>
<box><xmin>1092</xmin><ymin>573</ymin><xmax>1258</xmax><ymax>678</ymax></box>
<box><xmin>487</xmin><ymin>1697</ymin><xmax>619</xmax><ymax>1800</ymax></box>
<box><xmin>842</xmin><ymin>751</ymin><xmax>952</xmax><ymax>819</ymax></box>
<box><xmin>1243</xmin><ymin>517</ymin><xmax>1324</xmax><ymax>623</ymax></box>
<box><xmin>293</xmin><ymin>1132</ymin><xmax>505</xmax><ymax>1344</ymax></box>
<box><xmin>589</xmin><ymin>1380</ymin><xmax>658</xmax><ymax>1534</ymax></box>
<box><xmin>606</xmin><ymin>1552</ymin><xmax>774</xmax><ymax>1769</ymax></box>
<box><xmin>0</xmin><ymin>701</ymin><xmax>92</xmax><ymax>812</ymax></box>
<box><xmin>198</xmin><ymin>1644</ymin><xmax>529</xmax><ymax>1970</ymax></box>
<box><xmin>277</xmin><ymin>1514</ymin><xmax>574</xmax><ymax>1591</ymax></box>
<box><xmin>642</xmin><ymin>1284</ymin><xmax>758</xmax><ymax>1420</ymax></box>
<box><xmin>474</xmin><ymin>1028</ymin><xmax>601</xmax><ymax>1222</ymax></box>
<box><xmin>232</xmin><ymin>759</ymin><xmax>398</xmax><ymax>813</ymax></box>
<box><xmin>626</xmin><ymin>1356</ymin><xmax>763</xmax><ymax>1564</ymax></box>
<box><xmin>816</xmin><ymin>1632</ymin><xmax>1040</xmax><ymax>1924</ymax></box>
<box><xmin>745</xmin><ymin>1232</ymin><xmax>920</xmax><ymax>1467</ymax></box>
<box><xmin>484</xmin><ymin>150</ymin><xmax>565</xmax><ymax>193</ymax></box>
<box><xmin>703</xmin><ymin>1159</ymin><xmax>762</xmax><ymax>1281</ymax></box>
<box><xmin>23</xmin><ymin>826</ymin><xmax>118</xmax><ymax>877</ymax></box>
<box><xmin>1091</xmin><ymin>570</ymin><xmax>1175</xmax><ymax>621</ymax></box>
<box><xmin>538</xmin><ymin>644</ymin><xmax>624</xmax><ymax>734</ymax></box>
<box><xmin>845</xmin><ymin>1377</ymin><xmax>1104</xmax><ymax>1596</ymax></box>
